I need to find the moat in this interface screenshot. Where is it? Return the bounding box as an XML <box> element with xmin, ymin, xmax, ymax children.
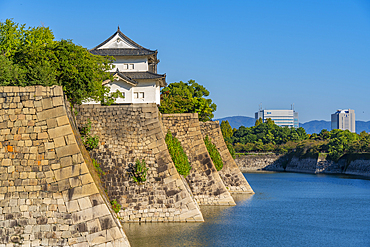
<box><xmin>123</xmin><ymin>172</ymin><xmax>370</xmax><ymax>247</ymax></box>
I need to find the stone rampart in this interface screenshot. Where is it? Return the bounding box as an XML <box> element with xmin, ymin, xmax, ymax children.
<box><xmin>235</xmin><ymin>154</ymin><xmax>284</xmax><ymax>172</ymax></box>
<box><xmin>199</xmin><ymin>121</ymin><xmax>253</xmax><ymax>193</ymax></box>
<box><xmin>235</xmin><ymin>153</ymin><xmax>370</xmax><ymax>177</ymax></box>
<box><xmin>0</xmin><ymin>86</ymin><xmax>130</xmax><ymax>246</ymax></box>
<box><xmin>75</xmin><ymin>104</ymin><xmax>204</xmax><ymax>222</ymax></box>
<box><xmin>161</xmin><ymin>114</ymin><xmax>235</xmax><ymax>205</ymax></box>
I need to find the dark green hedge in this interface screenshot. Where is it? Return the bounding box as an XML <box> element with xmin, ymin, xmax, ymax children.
<box><xmin>204</xmin><ymin>135</ymin><xmax>223</xmax><ymax>171</ymax></box>
<box><xmin>165</xmin><ymin>130</ymin><xmax>192</xmax><ymax>177</ymax></box>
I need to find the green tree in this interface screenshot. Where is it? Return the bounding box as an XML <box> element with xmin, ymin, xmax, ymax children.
<box><xmin>159</xmin><ymin>80</ymin><xmax>217</xmax><ymax>121</ymax></box>
<box><xmin>220</xmin><ymin>120</ymin><xmax>233</xmax><ymax>139</ymax></box>
<box><xmin>255</xmin><ymin>117</ymin><xmax>263</xmax><ymax>126</ymax></box>
<box><xmin>0</xmin><ymin>19</ymin><xmax>122</xmax><ymax>105</ymax></box>
<box><xmin>0</xmin><ymin>55</ymin><xmax>25</xmax><ymax>85</ymax></box>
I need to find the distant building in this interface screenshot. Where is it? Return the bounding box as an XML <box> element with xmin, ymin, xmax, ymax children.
<box><xmin>87</xmin><ymin>27</ymin><xmax>166</xmax><ymax>105</ymax></box>
<box><xmin>331</xmin><ymin>109</ymin><xmax>355</xmax><ymax>133</ymax></box>
<box><xmin>255</xmin><ymin>109</ymin><xmax>299</xmax><ymax>128</ymax></box>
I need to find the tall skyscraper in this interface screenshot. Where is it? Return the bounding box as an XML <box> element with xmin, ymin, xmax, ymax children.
<box><xmin>331</xmin><ymin>109</ymin><xmax>355</xmax><ymax>132</ymax></box>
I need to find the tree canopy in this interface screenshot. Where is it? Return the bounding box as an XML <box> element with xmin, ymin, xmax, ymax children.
<box><xmin>0</xmin><ymin>19</ymin><xmax>121</xmax><ymax>105</ymax></box>
<box><xmin>220</xmin><ymin>120</ymin><xmax>233</xmax><ymax>140</ymax></box>
<box><xmin>158</xmin><ymin>80</ymin><xmax>217</xmax><ymax>121</ymax></box>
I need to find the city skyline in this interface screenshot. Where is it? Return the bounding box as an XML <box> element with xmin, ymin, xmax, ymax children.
<box><xmin>1</xmin><ymin>0</ymin><xmax>369</xmax><ymax>123</ymax></box>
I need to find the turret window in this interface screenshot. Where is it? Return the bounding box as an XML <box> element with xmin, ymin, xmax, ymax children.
<box><xmin>134</xmin><ymin>92</ymin><xmax>145</xmax><ymax>99</ymax></box>
<box><xmin>123</xmin><ymin>64</ymin><xmax>134</xmax><ymax>70</ymax></box>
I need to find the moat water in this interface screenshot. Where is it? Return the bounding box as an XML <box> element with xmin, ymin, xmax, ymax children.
<box><xmin>122</xmin><ymin>172</ymin><xmax>370</xmax><ymax>247</ymax></box>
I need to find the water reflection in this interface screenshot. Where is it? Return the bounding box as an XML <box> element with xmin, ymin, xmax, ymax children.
<box><xmin>123</xmin><ymin>173</ymin><xmax>370</xmax><ymax>247</ymax></box>
<box><xmin>122</xmin><ymin>205</ymin><xmax>233</xmax><ymax>247</ymax></box>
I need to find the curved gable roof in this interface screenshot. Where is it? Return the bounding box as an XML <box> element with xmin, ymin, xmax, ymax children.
<box><xmin>90</xmin><ymin>27</ymin><xmax>156</xmax><ymax>56</ymax></box>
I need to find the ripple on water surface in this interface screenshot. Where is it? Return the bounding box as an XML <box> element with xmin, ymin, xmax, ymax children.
<box><xmin>123</xmin><ymin>172</ymin><xmax>370</xmax><ymax>247</ymax></box>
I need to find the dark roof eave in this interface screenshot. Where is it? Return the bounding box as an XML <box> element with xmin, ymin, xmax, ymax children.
<box><xmin>90</xmin><ymin>49</ymin><xmax>156</xmax><ymax>56</ymax></box>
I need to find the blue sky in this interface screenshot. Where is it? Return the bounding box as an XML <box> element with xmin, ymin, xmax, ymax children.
<box><xmin>1</xmin><ymin>0</ymin><xmax>370</xmax><ymax>123</ymax></box>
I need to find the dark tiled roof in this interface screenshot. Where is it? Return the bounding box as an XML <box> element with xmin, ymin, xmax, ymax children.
<box><xmin>123</xmin><ymin>71</ymin><xmax>166</xmax><ymax>80</ymax></box>
<box><xmin>90</xmin><ymin>27</ymin><xmax>156</xmax><ymax>56</ymax></box>
<box><xmin>90</xmin><ymin>48</ymin><xmax>155</xmax><ymax>56</ymax></box>
<box><xmin>111</xmin><ymin>70</ymin><xmax>138</xmax><ymax>85</ymax></box>
<box><xmin>109</xmin><ymin>70</ymin><xmax>167</xmax><ymax>87</ymax></box>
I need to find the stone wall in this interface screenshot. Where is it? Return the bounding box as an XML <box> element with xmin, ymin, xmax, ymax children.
<box><xmin>199</xmin><ymin>121</ymin><xmax>254</xmax><ymax>193</ymax></box>
<box><xmin>235</xmin><ymin>153</ymin><xmax>370</xmax><ymax>177</ymax></box>
<box><xmin>235</xmin><ymin>154</ymin><xmax>284</xmax><ymax>172</ymax></box>
<box><xmin>0</xmin><ymin>86</ymin><xmax>130</xmax><ymax>246</ymax></box>
<box><xmin>75</xmin><ymin>104</ymin><xmax>204</xmax><ymax>222</ymax></box>
<box><xmin>345</xmin><ymin>159</ymin><xmax>370</xmax><ymax>176</ymax></box>
<box><xmin>161</xmin><ymin>114</ymin><xmax>235</xmax><ymax>205</ymax></box>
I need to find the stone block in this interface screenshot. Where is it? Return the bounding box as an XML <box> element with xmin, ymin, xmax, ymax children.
<box><xmin>37</xmin><ymin>106</ymin><xmax>65</xmax><ymax>121</ymax></box>
<box><xmin>57</xmin><ymin>115</ymin><xmax>70</xmax><ymax>127</ymax></box>
<box><xmin>66</xmin><ymin>200</ymin><xmax>80</xmax><ymax>213</ymax></box>
<box><xmin>86</xmin><ymin>230</ymin><xmax>107</xmax><ymax>245</ymax></box>
<box><xmin>71</xmin><ymin>183</ymin><xmax>99</xmax><ymax>201</ymax></box>
<box><xmin>78</xmin><ymin>197</ymin><xmax>92</xmax><ymax>210</ymax></box>
<box><xmin>55</xmin><ymin>144</ymin><xmax>80</xmax><ymax>158</ymax></box>
<box><xmin>53</xmin><ymin>96</ymin><xmax>64</xmax><ymax>107</ymax></box>
<box><xmin>42</xmin><ymin>98</ymin><xmax>53</xmax><ymax>110</ymax></box>
<box><xmin>54</xmin><ymin>136</ymin><xmax>66</xmax><ymax>148</ymax></box>
<box><xmin>80</xmin><ymin>174</ymin><xmax>94</xmax><ymax>185</ymax></box>
<box><xmin>47</xmin><ymin>119</ymin><xmax>58</xmax><ymax>128</ymax></box>
<box><xmin>60</xmin><ymin>156</ymin><xmax>72</xmax><ymax>168</ymax></box>
<box><xmin>51</xmin><ymin>86</ymin><xmax>63</xmax><ymax>96</ymax></box>
<box><xmin>48</xmin><ymin>125</ymin><xmax>73</xmax><ymax>139</ymax></box>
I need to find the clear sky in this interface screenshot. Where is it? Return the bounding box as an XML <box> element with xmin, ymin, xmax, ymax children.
<box><xmin>1</xmin><ymin>0</ymin><xmax>370</xmax><ymax>123</ymax></box>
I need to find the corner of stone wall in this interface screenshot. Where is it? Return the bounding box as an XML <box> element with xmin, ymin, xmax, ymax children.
<box><xmin>75</xmin><ymin>104</ymin><xmax>203</xmax><ymax>222</ymax></box>
<box><xmin>0</xmin><ymin>86</ymin><xmax>130</xmax><ymax>246</ymax></box>
<box><xmin>200</xmin><ymin>121</ymin><xmax>254</xmax><ymax>194</ymax></box>
<box><xmin>162</xmin><ymin>113</ymin><xmax>236</xmax><ymax>205</ymax></box>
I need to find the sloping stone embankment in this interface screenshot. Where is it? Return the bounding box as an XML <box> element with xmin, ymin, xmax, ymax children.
<box><xmin>75</xmin><ymin>104</ymin><xmax>204</xmax><ymax>222</ymax></box>
<box><xmin>162</xmin><ymin>113</ymin><xmax>235</xmax><ymax>205</ymax></box>
<box><xmin>235</xmin><ymin>153</ymin><xmax>370</xmax><ymax>177</ymax></box>
<box><xmin>200</xmin><ymin>121</ymin><xmax>254</xmax><ymax>193</ymax></box>
<box><xmin>0</xmin><ymin>86</ymin><xmax>130</xmax><ymax>246</ymax></box>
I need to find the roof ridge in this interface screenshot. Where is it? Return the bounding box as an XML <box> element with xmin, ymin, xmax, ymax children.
<box><xmin>90</xmin><ymin>28</ymin><xmax>155</xmax><ymax>53</ymax></box>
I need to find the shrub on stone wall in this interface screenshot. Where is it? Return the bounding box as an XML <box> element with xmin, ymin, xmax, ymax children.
<box><xmin>131</xmin><ymin>159</ymin><xmax>149</xmax><ymax>183</ymax></box>
<box><xmin>165</xmin><ymin>130</ymin><xmax>192</xmax><ymax>176</ymax></box>
<box><xmin>110</xmin><ymin>199</ymin><xmax>121</xmax><ymax>214</ymax></box>
<box><xmin>92</xmin><ymin>158</ymin><xmax>105</xmax><ymax>178</ymax></box>
<box><xmin>79</xmin><ymin>119</ymin><xmax>99</xmax><ymax>150</ymax></box>
<box><xmin>204</xmin><ymin>135</ymin><xmax>223</xmax><ymax>171</ymax></box>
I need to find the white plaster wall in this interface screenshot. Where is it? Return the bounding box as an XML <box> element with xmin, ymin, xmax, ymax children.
<box><xmin>132</xmin><ymin>81</ymin><xmax>158</xmax><ymax>104</ymax></box>
<box><xmin>108</xmin><ymin>81</ymin><xmax>131</xmax><ymax>103</ymax></box>
<box><xmin>82</xmin><ymin>81</ymin><xmax>160</xmax><ymax>105</ymax></box>
<box><xmin>111</xmin><ymin>57</ymin><xmax>148</xmax><ymax>72</ymax></box>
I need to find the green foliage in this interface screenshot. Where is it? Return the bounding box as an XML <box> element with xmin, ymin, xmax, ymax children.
<box><xmin>231</xmin><ymin>121</ymin><xmax>308</xmax><ymax>153</ymax></box>
<box><xmin>231</xmin><ymin>121</ymin><xmax>370</xmax><ymax>162</ymax></box>
<box><xmin>110</xmin><ymin>199</ymin><xmax>121</xmax><ymax>214</ymax></box>
<box><xmin>0</xmin><ymin>55</ymin><xmax>25</xmax><ymax>85</ymax></box>
<box><xmin>226</xmin><ymin>141</ymin><xmax>236</xmax><ymax>159</ymax></box>
<box><xmin>165</xmin><ymin>130</ymin><xmax>192</xmax><ymax>176</ymax></box>
<box><xmin>0</xmin><ymin>19</ymin><xmax>123</xmax><ymax>105</ymax></box>
<box><xmin>221</xmin><ymin>120</ymin><xmax>233</xmax><ymax>140</ymax></box>
<box><xmin>159</xmin><ymin>80</ymin><xmax>217</xmax><ymax>122</ymax></box>
<box><xmin>131</xmin><ymin>159</ymin><xmax>149</xmax><ymax>183</ymax></box>
<box><xmin>79</xmin><ymin>119</ymin><xmax>99</xmax><ymax>150</ymax></box>
<box><xmin>92</xmin><ymin>158</ymin><xmax>105</xmax><ymax>178</ymax></box>
<box><xmin>325</xmin><ymin>129</ymin><xmax>359</xmax><ymax>162</ymax></box>
<box><xmin>204</xmin><ymin>135</ymin><xmax>223</xmax><ymax>171</ymax></box>
<box><xmin>255</xmin><ymin>117</ymin><xmax>263</xmax><ymax>126</ymax></box>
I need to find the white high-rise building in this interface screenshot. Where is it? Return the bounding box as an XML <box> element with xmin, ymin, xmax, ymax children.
<box><xmin>331</xmin><ymin>109</ymin><xmax>355</xmax><ymax>133</ymax></box>
<box><xmin>255</xmin><ymin>109</ymin><xmax>299</xmax><ymax>128</ymax></box>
